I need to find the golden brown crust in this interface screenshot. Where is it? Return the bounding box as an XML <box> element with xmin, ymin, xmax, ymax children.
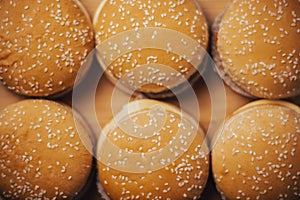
<box><xmin>144</xmin><ymin>68</ymin><xmax>202</xmax><ymax>99</ymax></box>
<box><xmin>216</xmin><ymin>0</ymin><xmax>300</xmax><ymax>99</ymax></box>
<box><xmin>0</xmin><ymin>100</ymin><xmax>93</xmax><ymax>199</ymax></box>
<box><xmin>93</xmin><ymin>0</ymin><xmax>208</xmax><ymax>96</ymax></box>
<box><xmin>212</xmin><ymin>8</ymin><xmax>255</xmax><ymax>99</ymax></box>
<box><xmin>97</xmin><ymin>99</ymin><xmax>210</xmax><ymax>199</ymax></box>
<box><xmin>212</xmin><ymin>100</ymin><xmax>300</xmax><ymax>199</ymax></box>
<box><xmin>232</xmin><ymin>99</ymin><xmax>300</xmax><ymax>116</ymax></box>
<box><xmin>0</xmin><ymin>0</ymin><xmax>95</xmax><ymax>97</ymax></box>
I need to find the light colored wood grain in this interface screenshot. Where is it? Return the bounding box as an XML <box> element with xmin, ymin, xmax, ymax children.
<box><xmin>0</xmin><ymin>0</ymin><xmax>251</xmax><ymax>199</ymax></box>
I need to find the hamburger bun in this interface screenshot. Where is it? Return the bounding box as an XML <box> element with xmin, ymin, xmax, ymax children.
<box><xmin>0</xmin><ymin>100</ymin><xmax>94</xmax><ymax>199</ymax></box>
<box><xmin>96</xmin><ymin>99</ymin><xmax>210</xmax><ymax>199</ymax></box>
<box><xmin>93</xmin><ymin>0</ymin><xmax>209</xmax><ymax>98</ymax></box>
<box><xmin>212</xmin><ymin>100</ymin><xmax>300</xmax><ymax>199</ymax></box>
<box><xmin>212</xmin><ymin>0</ymin><xmax>300</xmax><ymax>99</ymax></box>
<box><xmin>0</xmin><ymin>0</ymin><xmax>95</xmax><ymax>97</ymax></box>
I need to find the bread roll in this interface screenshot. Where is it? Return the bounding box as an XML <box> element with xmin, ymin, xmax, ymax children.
<box><xmin>212</xmin><ymin>100</ymin><xmax>300</xmax><ymax>199</ymax></box>
<box><xmin>93</xmin><ymin>0</ymin><xmax>209</xmax><ymax>98</ymax></box>
<box><xmin>213</xmin><ymin>0</ymin><xmax>300</xmax><ymax>99</ymax></box>
<box><xmin>0</xmin><ymin>100</ymin><xmax>94</xmax><ymax>199</ymax></box>
<box><xmin>0</xmin><ymin>0</ymin><xmax>95</xmax><ymax>97</ymax></box>
<box><xmin>97</xmin><ymin>99</ymin><xmax>210</xmax><ymax>199</ymax></box>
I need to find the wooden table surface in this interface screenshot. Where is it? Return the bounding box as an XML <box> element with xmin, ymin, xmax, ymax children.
<box><xmin>3</xmin><ymin>0</ymin><xmax>298</xmax><ymax>199</ymax></box>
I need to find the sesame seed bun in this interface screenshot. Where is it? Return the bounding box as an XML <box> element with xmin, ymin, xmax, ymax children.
<box><xmin>93</xmin><ymin>0</ymin><xmax>208</xmax><ymax>98</ymax></box>
<box><xmin>0</xmin><ymin>0</ymin><xmax>95</xmax><ymax>97</ymax></box>
<box><xmin>0</xmin><ymin>100</ymin><xmax>94</xmax><ymax>199</ymax></box>
<box><xmin>213</xmin><ymin>0</ymin><xmax>300</xmax><ymax>99</ymax></box>
<box><xmin>212</xmin><ymin>8</ymin><xmax>256</xmax><ymax>99</ymax></box>
<box><xmin>212</xmin><ymin>100</ymin><xmax>300</xmax><ymax>199</ymax></box>
<box><xmin>96</xmin><ymin>99</ymin><xmax>210</xmax><ymax>199</ymax></box>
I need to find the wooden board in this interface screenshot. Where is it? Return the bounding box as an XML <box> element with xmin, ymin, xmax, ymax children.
<box><xmin>4</xmin><ymin>0</ymin><xmax>297</xmax><ymax>199</ymax></box>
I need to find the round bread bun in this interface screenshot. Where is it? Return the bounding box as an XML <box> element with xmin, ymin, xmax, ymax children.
<box><xmin>0</xmin><ymin>0</ymin><xmax>95</xmax><ymax>97</ymax></box>
<box><xmin>213</xmin><ymin>0</ymin><xmax>300</xmax><ymax>99</ymax></box>
<box><xmin>93</xmin><ymin>0</ymin><xmax>208</xmax><ymax>98</ymax></box>
<box><xmin>0</xmin><ymin>100</ymin><xmax>94</xmax><ymax>199</ymax></box>
<box><xmin>212</xmin><ymin>100</ymin><xmax>300</xmax><ymax>200</ymax></box>
<box><xmin>96</xmin><ymin>99</ymin><xmax>210</xmax><ymax>199</ymax></box>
